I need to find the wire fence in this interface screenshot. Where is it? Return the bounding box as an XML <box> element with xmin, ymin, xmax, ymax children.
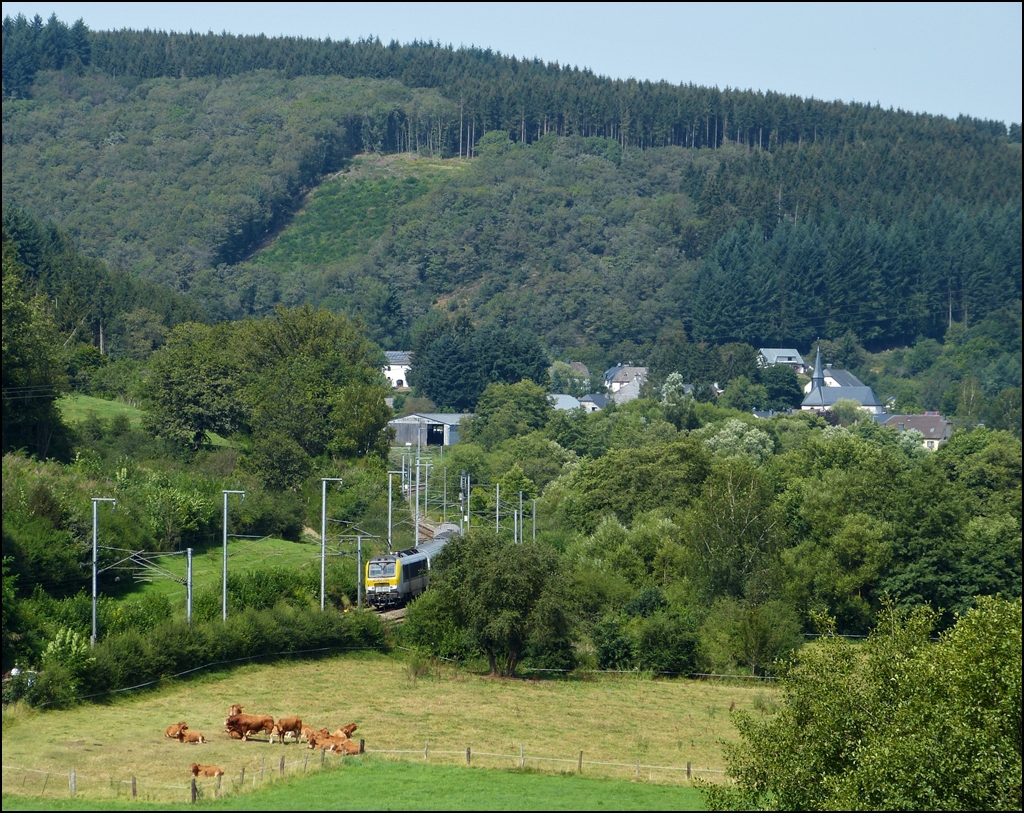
<box><xmin>2</xmin><ymin>738</ymin><xmax>723</xmax><ymax>803</ymax></box>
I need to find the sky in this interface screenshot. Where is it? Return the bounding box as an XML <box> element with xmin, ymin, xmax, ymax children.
<box><xmin>2</xmin><ymin>2</ymin><xmax>1021</xmax><ymax>125</ymax></box>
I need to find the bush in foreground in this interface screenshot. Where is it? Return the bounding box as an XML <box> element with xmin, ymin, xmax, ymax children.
<box><xmin>703</xmin><ymin>596</ymin><xmax>1022</xmax><ymax>811</ymax></box>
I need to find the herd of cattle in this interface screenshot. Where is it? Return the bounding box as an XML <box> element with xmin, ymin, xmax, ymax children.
<box><xmin>164</xmin><ymin>703</ymin><xmax>362</xmax><ymax>779</ymax></box>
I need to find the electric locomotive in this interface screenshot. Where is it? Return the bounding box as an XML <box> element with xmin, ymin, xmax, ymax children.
<box><xmin>365</xmin><ymin>523</ymin><xmax>460</xmax><ymax>608</ymax></box>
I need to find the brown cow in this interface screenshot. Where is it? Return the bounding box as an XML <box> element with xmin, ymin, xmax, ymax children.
<box><xmin>308</xmin><ymin>731</ymin><xmax>361</xmax><ymax>755</ymax></box>
<box><xmin>332</xmin><ymin>737</ymin><xmax>361</xmax><ymax>756</ymax></box>
<box><xmin>190</xmin><ymin>763</ymin><xmax>225</xmax><ymax>778</ymax></box>
<box><xmin>228</xmin><ymin>704</ymin><xmax>243</xmax><ymax>716</ymax></box>
<box><xmin>270</xmin><ymin>716</ymin><xmax>303</xmax><ymax>744</ymax></box>
<box><xmin>224</xmin><ymin>712</ymin><xmax>274</xmax><ymax>741</ymax></box>
<box><xmin>177</xmin><ymin>729</ymin><xmax>207</xmax><ymax>744</ymax></box>
<box><xmin>164</xmin><ymin>722</ymin><xmax>188</xmax><ymax>739</ymax></box>
<box><xmin>332</xmin><ymin>723</ymin><xmax>358</xmax><ymax>739</ymax></box>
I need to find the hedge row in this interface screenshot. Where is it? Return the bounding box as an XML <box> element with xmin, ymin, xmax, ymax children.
<box><xmin>8</xmin><ymin>603</ymin><xmax>385</xmax><ymax>708</ymax></box>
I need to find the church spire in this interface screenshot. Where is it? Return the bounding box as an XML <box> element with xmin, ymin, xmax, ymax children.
<box><xmin>811</xmin><ymin>344</ymin><xmax>824</xmax><ymax>391</ymax></box>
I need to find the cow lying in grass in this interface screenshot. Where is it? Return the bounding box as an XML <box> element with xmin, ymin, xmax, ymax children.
<box><xmin>228</xmin><ymin>704</ymin><xmax>243</xmax><ymax>716</ymax></box>
<box><xmin>307</xmin><ymin>730</ymin><xmax>362</xmax><ymax>755</ymax></box>
<box><xmin>190</xmin><ymin>763</ymin><xmax>224</xmax><ymax>778</ymax></box>
<box><xmin>164</xmin><ymin>722</ymin><xmax>188</xmax><ymax>739</ymax></box>
<box><xmin>177</xmin><ymin>729</ymin><xmax>206</xmax><ymax>744</ymax></box>
<box><xmin>224</xmin><ymin>713</ymin><xmax>274</xmax><ymax>741</ymax></box>
<box><xmin>333</xmin><ymin>723</ymin><xmax>358</xmax><ymax>738</ymax></box>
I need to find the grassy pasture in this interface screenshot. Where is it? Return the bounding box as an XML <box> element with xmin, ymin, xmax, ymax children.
<box><xmin>2</xmin><ymin>757</ymin><xmax>705</xmax><ymax>810</ymax></box>
<box><xmin>125</xmin><ymin>535</ymin><xmax>388</xmax><ymax>608</ymax></box>
<box><xmin>58</xmin><ymin>395</ymin><xmax>146</xmax><ymax>426</ymax></box>
<box><xmin>128</xmin><ymin>536</ymin><xmax>325</xmax><ymax>603</ymax></box>
<box><xmin>57</xmin><ymin>394</ymin><xmax>232</xmax><ymax>446</ymax></box>
<box><xmin>1</xmin><ymin>652</ymin><xmax>767</xmax><ymax>806</ymax></box>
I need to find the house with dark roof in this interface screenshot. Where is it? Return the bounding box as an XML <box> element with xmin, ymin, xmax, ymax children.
<box><xmin>580</xmin><ymin>393</ymin><xmax>610</xmax><ymax>413</ymax></box>
<box><xmin>758</xmin><ymin>348</ymin><xmax>806</xmax><ymax>373</ymax></box>
<box><xmin>801</xmin><ymin>347</ymin><xmax>883</xmax><ymax>415</ymax></box>
<box><xmin>880</xmin><ymin>412</ymin><xmax>955</xmax><ymax>450</ymax></box>
<box><xmin>802</xmin><ymin>364</ymin><xmax>866</xmax><ymax>393</ymax></box>
<box><xmin>603</xmin><ymin>365</ymin><xmax>648</xmax><ymax>404</ymax></box>
<box><xmin>384</xmin><ymin>351</ymin><xmax>412</xmax><ymax>389</ymax></box>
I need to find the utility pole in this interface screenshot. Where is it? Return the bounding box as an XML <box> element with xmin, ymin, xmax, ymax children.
<box><xmin>222</xmin><ymin>490</ymin><xmax>245</xmax><ymax>622</ymax></box>
<box><xmin>387</xmin><ymin>471</ymin><xmax>401</xmax><ymax>552</ymax></box>
<box><xmin>186</xmin><ymin>548</ymin><xmax>193</xmax><ymax>624</ymax></box>
<box><xmin>90</xmin><ymin>497</ymin><xmax>116</xmax><ymax>646</ymax></box>
<box><xmin>320</xmin><ymin>478</ymin><xmax>343</xmax><ymax>611</ymax></box>
<box><xmin>357</xmin><ymin>536</ymin><xmax>363</xmax><ymax>610</ymax></box>
<box><xmin>415</xmin><ymin>456</ymin><xmax>421</xmax><ymax>547</ymax></box>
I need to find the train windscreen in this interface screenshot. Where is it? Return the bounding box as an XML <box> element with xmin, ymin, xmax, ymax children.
<box><xmin>368</xmin><ymin>561</ymin><xmax>396</xmax><ymax>579</ymax></box>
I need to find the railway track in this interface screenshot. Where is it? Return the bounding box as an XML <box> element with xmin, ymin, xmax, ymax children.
<box><xmin>377</xmin><ymin>606</ymin><xmax>407</xmax><ymax>623</ymax></box>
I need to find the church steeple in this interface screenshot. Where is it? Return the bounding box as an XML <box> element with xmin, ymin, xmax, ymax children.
<box><xmin>810</xmin><ymin>344</ymin><xmax>824</xmax><ymax>391</ymax></box>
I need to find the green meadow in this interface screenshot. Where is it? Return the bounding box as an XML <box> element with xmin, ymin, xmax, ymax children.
<box><xmin>1</xmin><ymin>652</ymin><xmax>762</xmax><ymax>808</ymax></box>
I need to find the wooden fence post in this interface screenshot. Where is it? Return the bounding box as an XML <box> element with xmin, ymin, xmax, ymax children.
<box><xmin>280</xmin><ymin>755</ymin><xmax>285</xmax><ymax>775</ymax></box>
<box><xmin>69</xmin><ymin>769</ymin><xmax>76</xmax><ymax>796</ymax></box>
<box><xmin>260</xmin><ymin>756</ymin><xmax>265</xmax><ymax>782</ymax></box>
<box><xmin>190</xmin><ymin>777</ymin><xmax>197</xmax><ymax>804</ymax></box>
<box><xmin>424</xmin><ymin>740</ymin><xmax>429</xmax><ymax>760</ymax></box>
<box><xmin>217</xmin><ymin>774</ymin><xmax>222</xmax><ymax>795</ymax></box>
<box><xmin>320</xmin><ymin>748</ymin><xmax>325</xmax><ymax>766</ymax></box>
<box><xmin>520</xmin><ymin>743</ymin><xmax>525</xmax><ymax>769</ymax></box>
<box><xmin>239</xmin><ymin>766</ymin><xmax>245</xmax><ymax>786</ymax></box>
<box><xmin>359</xmin><ymin>739</ymin><xmax>365</xmax><ymax>755</ymax></box>
<box><xmin>132</xmin><ymin>775</ymin><xmax>137</xmax><ymax>798</ymax></box>
<box><xmin>578</xmin><ymin>751</ymin><xmax>583</xmax><ymax>774</ymax></box>
<box><xmin>41</xmin><ymin>773</ymin><xmax>50</xmax><ymax>795</ymax></box>
<box><xmin>466</xmin><ymin>746</ymin><xmax>471</xmax><ymax>765</ymax></box>
<box><xmin>303</xmin><ymin>753</ymin><xmax>309</xmax><ymax>773</ymax></box>
<box><xmin>686</xmin><ymin>761</ymin><xmax>691</xmax><ymax>779</ymax></box>
<box><xmin>635</xmin><ymin>758</ymin><xmax>640</xmax><ymax>777</ymax></box>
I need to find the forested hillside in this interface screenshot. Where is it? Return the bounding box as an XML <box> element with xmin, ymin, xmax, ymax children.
<box><xmin>3</xmin><ymin>14</ymin><xmax>1021</xmax><ymax>367</ymax></box>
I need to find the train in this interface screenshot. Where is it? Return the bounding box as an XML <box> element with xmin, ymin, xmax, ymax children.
<box><xmin>364</xmin><ymin>523</ymin><xmax>460</xmax><ymax>608</ymax></box>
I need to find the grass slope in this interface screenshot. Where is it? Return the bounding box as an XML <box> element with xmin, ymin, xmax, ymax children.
<box><xmin>58</xmin><ymin>395</ymin><xmax>146</xmax><ymax>426</ymax></box>
<box><xmin>57</xmin><ymin>395</ymin><xmax>233</xmax><ymax>446</ymax></box>
<box><xmin>2</xmin><ymin>757</ymin><xmax>705</xmax><ymax>810</ymax></box>
<box><xmin>251</xmin><ymin>153</ymin><xmax>457</xmax><ymax>272</ymax></box>
<box><xmin>1</xmin><ymin>652</ymin><xmax>767</xmax><ymax>805</ymax></box>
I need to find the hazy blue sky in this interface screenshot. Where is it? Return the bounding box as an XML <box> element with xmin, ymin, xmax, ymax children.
<box><xmin>3</xmin><ymin>2</ymin><xmax>1021</xmax><ymax>124</ymax></box>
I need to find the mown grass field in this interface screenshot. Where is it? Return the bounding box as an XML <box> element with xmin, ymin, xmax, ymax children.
<box><xmin>57</xmin><ymin>394</ymin><xmax>232</xmax><ymax>446</ymax></box>
<box><xmin>58</xmin><ymin>395</ymin><xmax>146</xmax><ymax>426</ymax></box>
<box><xmin>125</xmin><ymin>535</ymin><xmax>390</xmax><ymax>610</ymax></box>
<box><xmin>1</xmin><ymin>757</ymin><xmax>705</xmax><ymax>810</ymax></box>
<box><xmin>1</xmin><ymin>652</ymin><xmax>768</xmax><ymax>807</ymax></box>
<box><xmin>128</xmin><ymin>536</ymin><xmax>330</xmax><ymax>603</ymax></box>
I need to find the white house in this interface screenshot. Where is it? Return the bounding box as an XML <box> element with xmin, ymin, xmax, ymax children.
<box><xmin>603</xmin><ymin>365</ymin><xmax>648</xmax><ymax>404</ymax></box>
<box><xmin>384</xmin><ymin>351</ymin><xmax>412</xmax><ymax>389</ymax></box>
<box><xmin>758</xmin><ymin>348</ymin><xmax>806</xmax><ymax>373</ymax></box>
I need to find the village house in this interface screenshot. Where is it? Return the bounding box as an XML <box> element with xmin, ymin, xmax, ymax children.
<box><xmin>603</xmin><ymin>365</ymin><xmax>648</xmax><ymax>405</ymax></box>
<box><xmin>879</xmin><ymin>412</ymin><xmax>955</xmax><ymax>450</ymax></box>
<box><xmin>757</xmin><ymin>348</ymin><xmax>806</xmax><ymax>373</ymax></box>
<box><xmin>383</xmin><ymin>351</ymin><xmax>412</xmax><ymax>389</ymax></box>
